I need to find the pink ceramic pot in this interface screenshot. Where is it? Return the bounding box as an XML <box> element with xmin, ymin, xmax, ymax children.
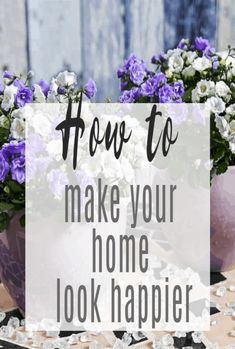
<box><xmin>0</xmin><ymin>211</ymin><xmax>25</xmax><ymax>313</ymax></box>
<box><xmin>211</xmin><ymin>166</ymin><xmax>235</xmax><ymax>272</ymax></box>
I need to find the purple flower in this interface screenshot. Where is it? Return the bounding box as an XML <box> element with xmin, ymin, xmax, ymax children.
<box><xmin>13</xmin><ymin>79</ymin><xmax>25</xmax><ymax>89</ymax></box>
<box><xmin>3</xmin><ymin>71</ymin><xmax>13</xmax><ymax>79</ymax></box>
<box><xmin>158</xmin><ymin>85</ymin><xmax>174</xmax><ymax>103</ymax></box>
<box><xmin>11</xmin><ymin>155</ymin><xmax>25</xmax><ymax>184</ymax></box>
<box><xmin>130</xmin><ymin>62</ymin><xmax>146</xmax><ymax>85</ymax></box>
<box><xmin>57</xmin><ymin>86</ymin><xmax>65</xmax><ymax>95</ymax></box>
<box><xmin>177</xmin><ymin>38</ymin><xmax>189</xmax><ymax>50</ymax></box>
<box><xmin>151</xmin><ymin>55</ymin><xmax>158</xmax><ymax>64</ymax></box>
<box><xmin>117</xmin><ymin>54</ymin><xmax>138</xmax><ymax>79</ymax></box>
<box><xmin>84</xmin><ymin>79</ymin><xmax>97</xmax><ymax>98</ymax></box>
<box><xmin>141</xmin><ymin>73</ymin><xmax>166</xmax><ymax>97</ymax></box>
<box><xmin>203</xmin><ymin>46</ymin><xmax>215</xmax><ymax>58</ymax></box>
<box><xmin>0</xmin><ymin>151</ymin><xmax>9</xmax><ymax>182</ymax></box>
<box><xmin>15</xmin><ymin>86</ymin><xmax>33</xmax><ymax>107</ymax></box>
<box><xmin>132</xmin><ymin>87</ymin><xmax>142</xmax><ymax>100</ymax></box>
<box><xmin>158</xmin><ymin>84</ymin><xmax>182</xmax><ymax>103</ymax></box>
<box><xmin>141</xmin><ymin>79</ymin><xmax>156</xmax><ymax>97</ymax></box>
<box><xmin>194</xmin><ymin>37</ymin><xmax>214</xmax><ymax>57</ymax></box>
<box><xmin>38</xmin><ymin>79</ymin><xmax>49</xmax><ymax>97</ymax></box>
<box><xmin>172</xmin><ymin>81</ymin><xmax>184</xmax><ymax>98</ymax></box>
<box><xmin>0</xmin><ymin>83</ymin><xmax>4</xmax><ymax>94</ymax></box>
<box><xmin>152</xmin><ymin>73</ymin><xmax>166</xmax><ymax>88</ymax></box>
<box><xmin>2</xmin><ymin>141</ymin><xmax>25</xmax><ymax>160</ymax></box>
<box><xmin>119</xmin><ymin>90</ymin><xmax>136</xmax><ymax>103</ymax></box>
<box><xmin>123</xmin><ymin>54</ymin><xmax>137</xmax><ymax>72</ymax></box>
<box><xmin>151</xmin><ymin>52</ymin><xmax>166</xmax><ymax>64</ymax></box>
<box><xmin>119</xmin><ymin>81</ymin><xmax>128</xmax><ymax>91</ymax></box>
<box><xmin>212</xmin><ymin>56</ymin><xmax>219</xmax><ymax>71</ymax></box>
<box><xmin>117</xmin><ymin>67</ymin><xmax>125</xmax><ymax>78</ymax></box>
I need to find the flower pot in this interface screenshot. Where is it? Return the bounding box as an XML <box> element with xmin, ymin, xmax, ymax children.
<box><xmin>0</xmin><ymin>211</ymin><xmax>25</xmax><ymax>314</ymax></box>
<box><xmin>211</xmin><ymin>166</ymin><xmax>235</xmax><ymax>272</ymax></box>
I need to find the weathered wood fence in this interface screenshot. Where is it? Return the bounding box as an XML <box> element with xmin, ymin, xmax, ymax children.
<box><xmin>0</xmin><ymin>0</ymin><xmax>234</xmax><ymax>100</ymax></box>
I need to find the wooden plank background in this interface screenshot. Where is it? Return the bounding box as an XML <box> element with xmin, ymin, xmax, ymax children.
<box><xmin>0</xmin><ymin>0</ymin><xmax>234</xmax><ymax>101</ymax></box>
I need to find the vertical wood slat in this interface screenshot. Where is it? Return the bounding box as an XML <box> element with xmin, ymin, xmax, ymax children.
<box><xmin>163</xmin><ymin>0</ymin><xmax>217</xmax><ymax>50</ymax></box>
<box><xmin>0</xmin><ymin>0</ymin><xmax>27</xmax><ymax>75</ymax></box>
<box><xmin>80</xmin><ymin>0</ymin><xmax>125</xmax><ymax>102</ymax></box>
<box><xmin>127</xmin><ymin>0</ymin><xmax>164</xmax><ymax>65</ymax></box>
<box><xmin>217</xmin><ymin>0</ymin><xmax>235</xmax><ymax>51</ymax></box>
<box><xmin>27</xmin><ymin>0</ymin><xmax>82</xmax><ymax>83</ymax></box>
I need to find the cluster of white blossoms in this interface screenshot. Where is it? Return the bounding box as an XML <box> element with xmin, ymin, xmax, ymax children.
<box><xmin>192</xmin><ymin>76</ymin><xmax>235</xmax><ymax>153</ymax></box>
<box><xmin>165</xmin><ymin>48</ymin><xmax>213</xmax><ymax>78</ymax></box>
<box><xmin>215</xmin><ymin>104</ymin><xmax>235</xmax><ymax>152</ymax></box>
<box><xmin>0</xmin><ymin>70</ymin><xmax>96</xmax><ymax>142</ymax></box>
<box><xmin>156</xmin><ymin>40</ymin><xmax>235</xmax><ymax>160</ymax></box>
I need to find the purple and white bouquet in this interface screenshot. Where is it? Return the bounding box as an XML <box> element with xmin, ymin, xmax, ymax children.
<box><xmin>117</xmin><ymin>37</ymin><xmax>235</xmax><ymax>178</ymax></box>
<box><xmin>0</xmin><ymin>70</ymin><xmax>96</xmax><ymax>230</ymax></box>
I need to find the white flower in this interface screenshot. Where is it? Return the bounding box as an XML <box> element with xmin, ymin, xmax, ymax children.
<box><xmin>196</xmin><ymin>80</ymin><xmax>215</xmax><ymax>97</ymax></box>
<box><xmin>10</xmin><ymin>117</ymin><xmax>25</xmax><ymax>140</ymax></box>
<box><xmin>226</xmin><ymin>104</ymin><xmax>235</xmax><ymax>116</ymax></box>
<box><xmin>184</xmin><ymin>51</ymin><xmax>198</xmax><ymax>65</ymax></box>
<box><xmin>215</xmin><ymin>81</ymin><xmax>231</xmax><ymax>98</ymax></box>
<box><xmin>182</xmin><ymin>66</ymin><xmax>196</xmax><ymax>78</ymax></box>
<box><xmin>50</xmin><ymin>78</ymin><xmax>58</xmax><ymax>93</ymax></box>
<box><xmin>34</xmin><ymin>84</ymin><xmax>46</xmax><ymax>102</ymax></box>
<box><xmin>219</xmin><ymin>52</ymin><xmax>235</xmax><ymax>76</ymax></box>
<box><xmin>228</xmin><ymin>120</ymin><xmax>235</xmax><ymax>153</ymax></box>
<box><xmin>55</xmin><ymin>71</ymin><xmax>77</xmax><ymax>87</ymax></box>
<box><xmin>1</xmin><ymin>84</ymin><xmax>17</xmax><ymax>111</ymax></box>
<box><xmin>215</xmin><ymin>115</ymin><xmax>229</xmax><ymax>138</ymax></box>
<box><xmin>166</xmin><ymin>48</ymin><xmax>183</xmax><ymax>58</ymax></box>
<box><xmin>215</xmin><ymin>116</ymin><xmax>235</xmax><ymax>153</ymax></box>
<box><xmin>228</xmin><ymin>120</ymin><xmax>235</xmax><ymax>139</ymax></box>
<box><xmin>168</xmin><ymin>54</ymin><xmax>184</xmax><ymax>73</ymax></box>
<box><xmin>191</xmin><ymin>88</ymin><xmax>200</xmax><ymax>102</ymax></box>
<box><xmin>229</xmin><ymin>142</ymin><xmax>235</xmax><ymax>153</ymax></box>
<box><xmin>192</xmin><ymin>57</ymin><xmax>211</xmax><ymax>71</ymax></box>
<box><xmin>205</xmin><ymin>96</ymin><xmax>225</xmax><ymax>114</ymax></box>
<box><xmin>11</xmin><ymin>105</ymin><xmax>33</xmax><ymax>121</ymax></box>
<box><xmin>11</xmin><ymin>109</ymin><xmax>24</xmax><ymax>120</ymax></box>
<box><xmin>47</xmin><ymin>91</ymin><xmax>57</xmax><ymax>103</ymax></box>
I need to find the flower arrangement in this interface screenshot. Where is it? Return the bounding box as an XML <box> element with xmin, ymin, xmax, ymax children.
<box><xmin>0</xmin><ymin>70</ymin><xmax>97</xmax><ymax>231</ymax></box>
<box><xmin>1</xmin><ymin>37</ymin><xmax>235</xmax><ymax>231</ymax></box>
<box><xmin>117</xmin><ymin>37</ymin><xmax>235</xmax><ymax>178</ymax></box>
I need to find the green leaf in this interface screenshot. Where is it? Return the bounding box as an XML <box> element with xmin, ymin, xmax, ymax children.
<box><xmin>216</xmin><ymin>162</ymin><xmax>228</xmax><ymax>175</ymax></box>
<box><xmin>11</xmin><ymin>198</ymin><xmax>25</xmax><ymax>204</ymax></box>
<box><xmin>7</xmin><ymin>180</ymin><xmax>23</xmax><ymax>193</ymax></box>
<box><xmin>3</xmin><ymin>186</ymin><xmax>10</xmax><ymax>194</ymax></box>
<box><xmin>20</xmin><ymin>214</ymin><xmax>25</xmax><ymax>228</ymax></box>
<box><xmin>214</xmin><ymin>147</ymin><xmax>225</xmax><ymax>163</ymax></box>
<box><xmin>182</xmin><ymin>87</ymin><xmax>193</xmax><ymax>102</ymax></box>
<box><xmin>0</xmin><ymin>212</ymin><xmax>10</xmax><ymax>232</ymax></box>
<box><xmin>0</xmin><ymin>202</ymin><xmax>14</xmax><ymax>211</ymax></box>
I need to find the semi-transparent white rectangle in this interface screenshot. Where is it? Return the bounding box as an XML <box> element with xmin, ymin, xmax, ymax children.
<box><xmin>25</xmin><ymin>103</ymin><xmax>210</xmax><ymax>331</ymax></box>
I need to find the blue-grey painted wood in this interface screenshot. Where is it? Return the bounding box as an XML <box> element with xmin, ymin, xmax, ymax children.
<box><xmin>163</xmin><ymin>0</ymin><xmax>217</xmax><ymax>50</ymax></box>
<box><xmin>126</xmin><ymin>0</ymin><xmax>164</xmax><ymax>65</ymax></box>
<box><xmin>2</xmin><ymin>0</ymin><xmax>235</xmax><ymax>100</ymax></box>
<box><xmin>217</xmin><ymin>0</ymin><xmax>235</xmax><ymax>50</ymax></box>
<box><xmin>27</xmin><ymin>0</ymin><xmax>82</xmax><ymax>83</ymax></box>
<box><xmin>0</xmin><ymin>0</ymin><xmax>27</xmax><ymax>75</ymax></box>
<box><xmin>80</xmin><ymin>0</ymin><xmax>125</xmax><ymax>101</ymax></box>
